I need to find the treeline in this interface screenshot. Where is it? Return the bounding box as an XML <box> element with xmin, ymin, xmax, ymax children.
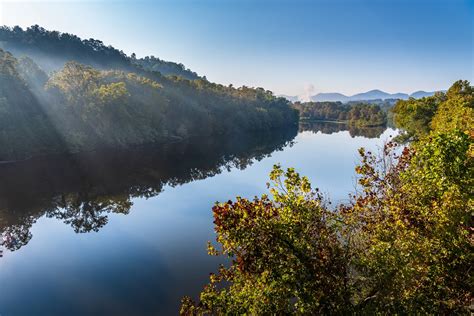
<box><xmin>133</xmin><ymin>55</ymin><xmax>200</xmax><ymax>80</ymax></box>
<box><xmin>293</xmin><ymin>101</ymin><xmax>387</xmax><ymax>127</ymax></box>
<box><xmin>0</xmin><ymin>25</ymin><xmax>199</xmax><ymax>79</ymax></box>
<box><xmin>182</xmin><ymin>80</ymin><xmax>473</xmax><ymax>314</ymax></box>
<box><xmin>0</xmin><ymin>48</ymin><xmax>298</xmax><ymax>160</ymax></box>
<box><xmin>347</xmin><ymin>98</ymin><xmax>398</xmax><ymax>107</ymax></box>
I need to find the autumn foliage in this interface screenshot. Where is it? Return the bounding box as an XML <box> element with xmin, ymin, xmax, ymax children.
<box><xmin>181</xmin><ymin>81</ymin><xmax>473</xmax><ymax>314</ymax></box>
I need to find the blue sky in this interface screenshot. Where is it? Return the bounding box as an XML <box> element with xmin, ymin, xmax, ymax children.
<box><xmin>1</xmin><ymin>0</ymin><xmax>473</xmax><ymax>96</ymax></box>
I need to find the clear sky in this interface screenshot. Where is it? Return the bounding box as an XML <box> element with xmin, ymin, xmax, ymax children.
<box><xmin>1</xmin><ymin>0</ymin><xmax>473</xmax><ymax>96</ymax></box>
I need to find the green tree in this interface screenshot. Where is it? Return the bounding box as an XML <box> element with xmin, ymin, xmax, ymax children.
<box><xmin>182</xmin><ymin>80</ymin><xmax>473</xmax><ymax>314</ymax></box>
<box><xmin>431</xmin><ymin>80</ymin><xmax>473</xmax><ymax>134</ymax></box>
<box><xmin>181</xmin><ymin>165</ymin><xmax>350</xmax><ymax>314</ymax></box>
<box><xmin>392</xmin><ymin>94</ymin><xmax>443</xmax><ymax>140</ymax></box>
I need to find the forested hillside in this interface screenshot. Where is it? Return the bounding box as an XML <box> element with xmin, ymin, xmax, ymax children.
<box><xmin>0</xmin><ymin>45</ymin><xmax>297</xmax><ymax>161</ymax></box>
<box><xmin>183</xmin><ymin>80</ymin><xmax>473</xmax><ymax>314</ymax></box>
<box><xmin>0</xmin><ymin>50</ymin><xmax>65</xmax><ymax>159</ymax></box>
<box><xmin>0</xmin><ymin>25</ymin><xmax>199</xmax><ymax>79</ymax></box>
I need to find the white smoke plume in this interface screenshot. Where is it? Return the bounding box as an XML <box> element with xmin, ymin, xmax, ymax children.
<box><xmin>300</xmin><ymin>83</ymin><xmax>315</xmax><ymax>102</ymax></box>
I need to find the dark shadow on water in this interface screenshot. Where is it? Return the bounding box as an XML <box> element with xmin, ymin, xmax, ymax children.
<box><xmin>0</xmin><ymin>127</ymin><xmax>298</xmax><ymax>252</ymax></box>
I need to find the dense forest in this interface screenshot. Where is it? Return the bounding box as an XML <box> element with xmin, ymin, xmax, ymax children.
<box><xmin>0</xmin><ymin>25</ymin><xmax>199</xmax><ymax>79</ymax></box>
<box><xmin>182</xmin><ymin>80</ymin><xmax>473</xmax><ymax>314</ymax></box>
<box><xmin>0</xmin><ymin>25</ymin><xmax>298</xmax><ymax>160</ymax></box>
<box><xmin>293</xmin><ymin>101</ymin><xmax>387</xmax><ymax>127</ymax></box>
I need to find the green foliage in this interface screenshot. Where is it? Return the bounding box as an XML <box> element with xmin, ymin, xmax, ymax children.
<box><xmin>93</xmin><ymin>82</ymin><xmax>129</xmax><ymax>104</ymax></box>
<box><xmin>392</xmin><ymin>93</ymin><xmax>444</xmax><ymax>140</ymax></box>
<box><xmin>0</xmin><ymin>25</ymin><xmax>299</xmax><ymax>161</ymax></box>
<box><xmin>133</xmin><ymin>55</ymin><xmax>200</xmax><ymax>80</ymax></box>
<box><xmin>182</xmin><ymin>165</ymin><xmax>349</xmax><ymax>314</ymax></box>
<box><xmin>0</xmin><ymin>25</ymin><xmax>131</xmax><ymax>74</ymax></box>
<box><xmin>293</xmin><ymin>101</ymin><xmax>387</xmax><ymax>127</ymax></box>
<box><xmin>392</xmin><ymin>80</ymin><xmax>473</xmax><ymax>140</ymax></box>
<box><xmin>0</xmin><ymin>48</ymin><xmax>18</xmax><ymax>76</ymax></box>
<box><xmin>431</xmin><ymin>80</ymin><xmax>473</xmax><ymax>134</ymax></box>
<box><xmin>345</xmin><ymin>130</ymin><xmax>472</xmax><ymax>313</ymax></box>
<box><xmin>182</xmin><ymin>80</ymin><xmax>473</xmax><ymax>314</ymax></box>
<box><xmin>0</xmin><ymin>24</ymin><xmax>200</xmax><ymax>80</ymax></box>
<box><xmin>0</xmin><ymin>50</ymin><xmax>297</xmax><ymax>160</ymax></box>
<box><xmin>16</xmin><ymin>56</ymin><xmax>49</xmax><ymax>89</ymax></box>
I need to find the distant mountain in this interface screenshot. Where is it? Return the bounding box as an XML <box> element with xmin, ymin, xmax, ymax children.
<box><xmin>275</xmin><ymin>89</ymin><xmax>441</xmax><ymax>103</ymax></box>
<box><xmin>409</xmin><ymin>90</ymin><xmax>438</xmax><ymax>99</ymax></box>
<box><xmin>312</xmin><ymin>93</ymin><xmax>349</xmax><ymax>102</ymax></box>
<box><xmin>306</xmin><ymin>89</ymin><xmax>439</xmax><ymax>103</ymax></box>
<box><xmin>349</xmin><ymin>90</ymin><xmax>393</xmax><ymax>101</ymax></box>
<box><xmin>391</xmin><ymin>93</ymin><xmax>411</xmax><ymax>99</ymax></box>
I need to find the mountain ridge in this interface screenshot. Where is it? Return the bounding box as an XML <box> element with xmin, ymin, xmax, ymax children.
<box><xmin>281</xmin><ymin>89</ymin><xmax>442</xmax><ymax>103</ymax></box>
<box><xmin>0</xmin><ymin>24</ymin><xmax>200</xmax><ymax>80</ymax></box>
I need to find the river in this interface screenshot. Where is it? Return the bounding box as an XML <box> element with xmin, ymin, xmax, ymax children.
<box><xmin>0</xmin><ymin>122</ymin><xmax>396</xmax><ymax>315</ymax></box>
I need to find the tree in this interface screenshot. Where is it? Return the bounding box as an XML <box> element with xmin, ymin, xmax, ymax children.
<box><xmin>431</xmin><ymin>80</ymin><xmax>473</xmax><ymax>134</ymax></box>
<box><xmin>182</xmin><ymin>80</ymin><xmax>473</xmax><ymax>314</ymax></box>
<box><xmin>392</xmin><ymin>94</ymin><xmax>443</xmax><ymax>140</ymax></box>
<box><xmin>0</xmin><ymin>49</ymin><xmax>298</xmax><ymax>160</ymax></box>
<box><xmin>181</xmin><ymin>165</ymin><xmax>350</xmax><ymax>314</ymax></box>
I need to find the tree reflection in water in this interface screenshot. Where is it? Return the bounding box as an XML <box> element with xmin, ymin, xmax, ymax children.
<box><xmin>299</xmin><ymin>121</ymin><xmax>386</xmax><ymax>138</ymax></box>
<box><xmin>0</xmin><ymin>128</ymin><xmax>297</xmax><ymax>253</ymax></box>
<box><xmin>0</xmin><ymin>123</ymin><xmax>387</xmax><ymax>256</ymax></box>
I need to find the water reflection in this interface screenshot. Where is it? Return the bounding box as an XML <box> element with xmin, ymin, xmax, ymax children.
<box><xmin>0</xmin><ymin>123</ymin><xmax>395</xmax><ymax>314</ymax></box>
<box><xmin>299</xmin><ymin>121</ymin><xmax>386</xmax><ymax>138</ymax></box>
<box><xmin>0</xmin><ymin>128</ymin><xmax>297</xmax><ymax>253</ymax></box>
<box><xmin>0</xmin><ymin>123</ymin><xmax>389</xmax><ymax>255</ymax></box>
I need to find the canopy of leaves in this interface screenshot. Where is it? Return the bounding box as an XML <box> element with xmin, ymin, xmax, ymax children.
<box><xmin>133</xmin><ymin>55</ymin><xmax>200</xmax><ymax>80</ymax></box>
<box><xmin>0</xmin><ymin>50</ymin><xmax>298</xmax><ymax>160</ymax></box>
<box><xmin>0</xmin><ymin>24</ymin><xmax>201</xmax><ymax>79</ymax></box>
<box><xmin>431</xmin><ymin>80</ymin><xmax>474</xmax><ymax>134</ymax></box>
<box><xmin>392</xmin><ymin>93</ymin><xmax>444</xmax><ymax>140</ymax></box>
<box><xmin>392</xmin><ymin>80</ymin><xmax>473</xmax><ymax>141</ymax></box>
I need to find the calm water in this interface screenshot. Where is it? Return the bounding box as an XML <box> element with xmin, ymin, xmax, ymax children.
<box><xmin>0</xmin><ymin>123</ymin><xmax>395</xmax><ymax>315</ymax></box>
